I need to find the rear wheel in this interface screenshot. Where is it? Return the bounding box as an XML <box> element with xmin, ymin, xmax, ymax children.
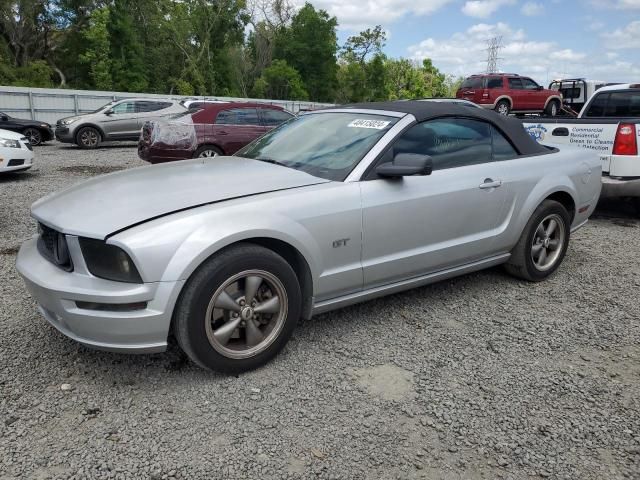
<box><xmin>76</xmin><ymin>127</ymin><xmax>101</xmax><ymax>149</ymax></box>
<box><xmin>545</xmin><ymin>100</ymin><xmax>560</xmax><ymax>117</ymax></box>
<box><xmin>174</xmin><ymin>243</ymin><xmax>301</xmax><ymax>373</ymax></box>
<box><xmin>505</xmin><ymin>200</ymin><xmax>571</xmax><ymax>281</ymax></box>
<box><xmin>495</xmin><ymin>100</ymin><xmax>510</xmax><ymax>116</ymax></box>
<box><xmin>194</xmin><ymin>145</ymin><xmax>223</xmax><ymax>158</ymax></box>
<box><xmin>23</xmin><ymin>127</ymin><xmax>42</xmax><ymax>146</ymax></box>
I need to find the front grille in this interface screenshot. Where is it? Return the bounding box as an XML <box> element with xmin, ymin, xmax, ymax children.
<box><xmin>37</xmin><ymin>223</ymin><xmax>73</xmax><ymax>272</ymax></box>
<box><xmin>7</xmin><ymin>159</ymin><xmax>24</xmax><ymax>167</ymax></box>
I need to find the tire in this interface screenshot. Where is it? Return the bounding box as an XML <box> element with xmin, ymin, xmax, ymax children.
<box><xmin>495</xmin><ymin>100</ymin><xmax>511</xmax><ymax>116</ymax></box>
<box><xmin>76</xmin><ymin>127</ymin><xmax>101</xmax><ymax>149</ymax></box>
<box><xmin>194</xmin><ymin>145</ymin><xmax>223</xmax><ymax>158</ymax></box>
<box><xmin>174</xmin><ymin>243</ymin><xmax>302</xmax><ymax>373</ymax></box>
<box><xmin>504</xmin><ymin>200</ymin><xmax>571</xmax><ymax>282</ymax></box>
<box><xmin>545</xmin><ymin>100</ymin><xmax>560</xmax><ymax>117</ymax></box>
<box><xmin>23</xmin><ymin>127</ymin><xmax>42</xmax><ymax>146</ymax></box>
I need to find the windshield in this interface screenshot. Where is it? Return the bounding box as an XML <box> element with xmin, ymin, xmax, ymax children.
<box><xmin>91</xmin><ymin>101</ymin><xmax>116</xmax><ymax>114</ymax></box>
<box><xmin>237</xmin><ymin>112</ymin><xmax>398</xmax><ymax>181</ymax></box>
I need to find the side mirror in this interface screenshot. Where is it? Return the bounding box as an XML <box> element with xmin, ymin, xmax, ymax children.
<box><xmin>104</xmin><ymin>109</ymin><xmax>113</xmax><ymax>116</ymax></box>
<box><xmin>536</xmin><ymin>86</ymin><xmax>544</xmax><ymax>91</ymax></box>
<box><xmin>376</xmin><ymin>153</ymin><xmax>433</xmax><ymax>178</ymax></box>
<box><xmin>0</xmin><ymin>115</ymin><xmax>7</xmax><ymax>121</ymax></box>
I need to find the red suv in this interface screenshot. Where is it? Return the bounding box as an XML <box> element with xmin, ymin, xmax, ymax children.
<box><xmin>456</xmin><ymin>74</ymin><xmax>562</xmax><ymax>116</ymax></box>
<box><xmin>138</xmin><ymin>102</ymin><xmax>294</xmax><ymax>163</ymax></box>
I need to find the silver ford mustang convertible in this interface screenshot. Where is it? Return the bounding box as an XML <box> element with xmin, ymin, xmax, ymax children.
<box><xmin>17</xmin><ymin>101</ymin><xmax>601</xmax><ymax>372</ymax></box>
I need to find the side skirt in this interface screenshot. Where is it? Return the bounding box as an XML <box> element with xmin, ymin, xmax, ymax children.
<box><xmin>311</xmin><ymin>253</ymin><xmax>511</xmax><ymax>316</ymax></box>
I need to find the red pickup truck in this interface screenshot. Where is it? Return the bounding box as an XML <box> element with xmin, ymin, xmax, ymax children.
<box><xmin>456</xmin><ymin>73</ymin><xmax>562</xmax><ymax>117</ymax></box>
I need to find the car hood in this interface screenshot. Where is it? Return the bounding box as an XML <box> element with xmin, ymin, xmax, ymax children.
<box><xmin>0</xmin><ymin>128</ymin><xmax>26</xmax><ymax>140</ymax></box>
<box><xmin>31</xmin><ymin>157</ymin><xmax>330</xmax><ymax>238</ymax></box>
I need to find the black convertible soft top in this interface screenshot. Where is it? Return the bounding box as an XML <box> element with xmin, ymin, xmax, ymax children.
<box><xmin>341</xmin><ymin>100</ymin><xmax>548</xmax><ymax>156</ymax></box>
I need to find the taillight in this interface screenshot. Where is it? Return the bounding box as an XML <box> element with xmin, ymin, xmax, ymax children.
<box><xmin>612</xmin><ymin>123</ymin><xmax>638</xmax><ymax>156</ymax></box>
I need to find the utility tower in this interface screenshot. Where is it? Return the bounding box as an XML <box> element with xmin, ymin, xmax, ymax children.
<box><xmin>486</xmin><ymin>36</ymin><xmax>502</xmax><ymax>73</ymax></box>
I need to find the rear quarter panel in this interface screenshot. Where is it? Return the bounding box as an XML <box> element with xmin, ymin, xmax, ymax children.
<box><xmin>492</xmin><ymin>148</ymin><xmax>601</xmax><ymax>254</ymax></box>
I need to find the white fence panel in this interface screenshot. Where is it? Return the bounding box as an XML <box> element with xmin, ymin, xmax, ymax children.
<box><xmin>0</xmin><ymin>85</ymin><xmax>334</xmax><ymax>125</ymax></box>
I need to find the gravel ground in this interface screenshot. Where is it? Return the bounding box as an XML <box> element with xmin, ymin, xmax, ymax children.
<box><xmin>1</xmin><ymin>142</ymin><xmax>639</xmax><ymax>480</ymax></box>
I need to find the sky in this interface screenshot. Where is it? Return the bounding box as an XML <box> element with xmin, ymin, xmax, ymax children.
<box><xmin>299</xmin><ymin>0</ymin><xmax>640</xmax><ymax>85</ymax></box>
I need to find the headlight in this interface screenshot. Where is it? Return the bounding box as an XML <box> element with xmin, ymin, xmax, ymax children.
<box><xmin>62</xmin><ymin>118</ymin><xmax>77</xmax><ymax>125</ymax></box>
<box><xmin>0</xmin><ymin>138</ymin><xmax>20</xmax><ymax>148</ymax></box>
<box><xmin>79</xmin><ymin>238</ymin><xmax>143</xmax><ymax>283</ymax></box>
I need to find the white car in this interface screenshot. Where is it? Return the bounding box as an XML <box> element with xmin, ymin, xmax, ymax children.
<box><xmin>0</xmin><ymin>128</ymin><xmax>34</xmax><ymax>173</ymax></box>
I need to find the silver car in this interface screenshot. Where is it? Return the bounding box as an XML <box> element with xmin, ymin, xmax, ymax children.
<box><xmin>17</xmin><ymin>102</ymin><xmax>602</xmax><ymax>373</ymax></box>
<box><xmin>55</xmin><ymin>98</ymin><xmax>186</xmax><ymax>149</ymax></box>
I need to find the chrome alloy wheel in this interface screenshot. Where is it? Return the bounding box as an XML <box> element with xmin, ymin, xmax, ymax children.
<box><xmin>497</xmin><ymin>102</ymin><xmax>509</xmax><ymax>115</ymax></box>
<box><xmin>205</xmin><ymin>270</ymin><xmax>288</xmax><ymax>359</ymax></box>
<box><xmin>23</xmin><ymin>128</ymin><xmax>42</xmax><ymax>146</ymax></box>
<box><xmin>531</xmin><ymin>213</ymin><xmax>565</xmax><ymax>271</ymax></box>
<box><xmin>198</xmin><ymin>149</ymin><xmax>218</xmax><ymax>158</ymax></box>
<box><xmin>80</xmin><ymin>129</ymin><xmax>99</xmax><ymax>147</ymax></box>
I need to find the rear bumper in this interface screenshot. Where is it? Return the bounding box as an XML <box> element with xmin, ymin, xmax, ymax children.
<box><xmin>600</xmin><ymin>176</ymin><xmax>640</xmax><ymax>199</ymax></box>
<box><xmin>16</xmin><ymin>237</ymin><xmax>184</xmax><ymax>354</ymax></box>
<box><xmin>137</xmin><ymin>144</ymin><xmax>192</xmax><ymax>164</ymax></box>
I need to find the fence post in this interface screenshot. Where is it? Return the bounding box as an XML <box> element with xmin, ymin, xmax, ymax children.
<box><xmin>73</xmin><ymin>94</ymin><xmax>79</xmax><ymax>115</ymax></box>
<box><xmin>28</xmin><ymin>91</ymin><xmax>35</xmax><ymax>119</ymax></box>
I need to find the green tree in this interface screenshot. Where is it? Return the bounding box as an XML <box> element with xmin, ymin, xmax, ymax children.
<box><xmin>384</xmin><ymin>58</ymin><xmax>427</xmax><ymax>100</ymax></box>
<box><xmin>421</xmin><ymin>58</ymin><xmax>447</xmax><ymax>98</ymax></box>
<box><xmin>108</xmin><ymin>0</ymin><xmax>148</xmax><ymax>92</ymax></box>
<box><xmin>252</xmin><ymin>59</ymin><xmax>307</xmax><ymax>100</ymax></box>
<box><xmin>276</xmin><ymin>3</ymin><xmax>337</xmax><ymax>101</ymax></box>
<box><xmin>342</xmin><ymin>25</ymin><xmax>386</xmax><ymax>64</ymax></box>
<box><xmin>79</xmin><ymin>7</ymin><xmax>113</xmax><ymax>90</ymax></box>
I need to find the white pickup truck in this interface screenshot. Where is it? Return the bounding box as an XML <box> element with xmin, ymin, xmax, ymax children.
<box><xmin>523</xmin><ymin>84</ymin><xmax>640</xmax><ymax>201</ymax></box>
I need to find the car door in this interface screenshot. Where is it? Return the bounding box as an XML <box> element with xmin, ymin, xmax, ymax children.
<box><xmin>360</xmin><ymin>117</ymin><xmax>508</xmax><ymax>288</ymax></box>
<box><xmin>521</xmin><ymin>77</ymin><xmax>543</xmax><ymax>110</ymax></box>
<box><xmin>508</xmin><ymin>77</ymin><xmax>525</xmax><ymax>110</ymax></box>
<box><xmin>101</xmin><ymin>100</ymin><xmax>138</xmax><ymax>139</ymax></box>
<box><xmin>212</xmin><ymin>108</ymin><xmax>263</xmax><ymax>154</ymax></box>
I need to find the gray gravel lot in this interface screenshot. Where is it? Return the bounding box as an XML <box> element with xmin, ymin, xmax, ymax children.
<box><xmin>1</xmin><ymin>143</ymin><xmax>639</xmax><ymax>480</ymax></box>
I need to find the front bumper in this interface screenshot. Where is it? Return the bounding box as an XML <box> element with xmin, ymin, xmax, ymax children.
<box><xmin>600</xmin><ymin>176</ymin><xmax>640</xmax><ymax>199</ymax></box>
<box><xmin>16</xmin><ymin>237</ymin><xmax>184</xmax><ymax>353</ymax></box>
<box><xmin>0</xmin><ymin>149</ymin><xmax>34</xmax><ymax>173</ymax></box>
<box><xmin>55</xmin><ymin>127</ymin><xmax>75</xmax><ymax>143</ymax></box>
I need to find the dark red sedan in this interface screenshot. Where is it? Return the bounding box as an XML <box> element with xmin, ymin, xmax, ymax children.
<box><xmin>138</xmin><ymin>102</ymin><xmax>294</xmax><ymax>163</ymax></box>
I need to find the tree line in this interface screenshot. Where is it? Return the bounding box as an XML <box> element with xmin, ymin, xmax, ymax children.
<box><xmin>0</xmin><ymin>0</ymin><xmax>463</xmax><ymax>102</ymax></box>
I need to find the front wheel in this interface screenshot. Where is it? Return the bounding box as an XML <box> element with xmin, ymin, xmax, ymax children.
<box><xmin>76</xmin><ymin>127</ymin><xmax>101</xmax><ymax>149</ymax></box>
<box><xmin>505</xmin><ymin>200</ymin><xmax>571</xmax><ymax>282</ymax></box>
<box><xmin>23</xmin><ymin>127</ymin><xmax>42</xmax><ymax>146</ymax></box>
<box><xmin>174</xmin><ymin>243</ymin><xmax>301</xmax><ymax>373</ymax></box>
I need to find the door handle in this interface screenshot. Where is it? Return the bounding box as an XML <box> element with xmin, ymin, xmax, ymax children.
<box><xmin>552</xmin><ymin>127</ymin><xmax>569</xmax><ymax>136</ymax></box>
<box><xmin>479</xmin><ymin>179</ymin><xmax>502</xmax><ymax>189</ymax></box>
<box><xmin>218</xmin><ymin>130</ymin><xmax>229</xmax><ymax>136</ymax></box>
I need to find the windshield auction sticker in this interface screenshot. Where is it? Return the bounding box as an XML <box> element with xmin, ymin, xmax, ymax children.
<box><xmin>348</xmin><ymin>119</ymin><xmax>390</xmax><ymax>129</ymax></box>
